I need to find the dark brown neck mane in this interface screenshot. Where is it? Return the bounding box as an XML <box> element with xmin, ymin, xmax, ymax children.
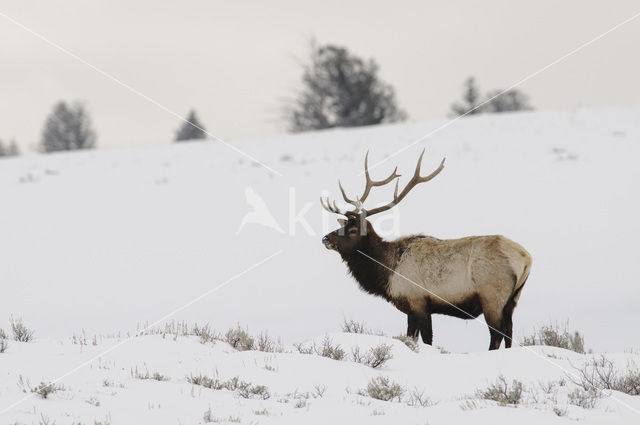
<box><xmin>341</xmin><ymin>229</ymin><xmax>395</xmax><ymax>300</ymax></box>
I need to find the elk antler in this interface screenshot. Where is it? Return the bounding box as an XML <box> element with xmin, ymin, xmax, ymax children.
<box><xmin>321</xmin><ymin>151</ymin><xmax>400</xmax><ymax>217</ymax></box>
<box><xmin>337</xmin><ymin>151</ymin><xmax>401</xmax><ymax>209</ymax></box>
<box><xmin>364</xmin><ymin>150</ymin><xmax>445</xmax><ymax>216</ymax></box>
<box><xmin>320</xmin><ymin>149</ymin><xmax>445</xmax><ymax>218</ymax></box>
<box><xmin>319</xmin><ymin>196</ymin><xmax>350</xmax><ymax>215</ymax></box>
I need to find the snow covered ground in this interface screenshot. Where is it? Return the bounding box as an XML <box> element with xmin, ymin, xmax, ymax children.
<box><xmin>1</xmin><ymin>107</ymin><xmax>639</xmax><ymax>423</ymax></box>
<box><xmin>1</xmin><ymin>328</ymin><xmax>640</xmax><ymax>424</ymax></box>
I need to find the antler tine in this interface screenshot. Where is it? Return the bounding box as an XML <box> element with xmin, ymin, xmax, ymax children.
<box><xmin>359</xmin><ymin>151</ymin><xmax>401</xmax><ymax>203</ymax></box>
<box><xmin>320</xmin><ymin>194</ymin><xmax>353</xmax><ymax>216</ymax></box>
<box><xmin>411</xmin><ymin>149</ymin><xmax>445</xmax><ymax>184</ymax></box>
<box><xmin>320</xmin><ymin>196</ymin><xmax>329</xmax><ymax>212</ymax></box>
<box><xmin>338</xmin><ymin>180</ymin><xmax>360</xmax><ymax>209</ymax></box>
<box><xmin>320</xmin><ymin>196</ymin><xmax>337</xmax><ymax>214</ymax></box>
<box><xmin>363</xmin><ymin>149</ymin><xmax>445</xmax><ymax>217</ymax></box>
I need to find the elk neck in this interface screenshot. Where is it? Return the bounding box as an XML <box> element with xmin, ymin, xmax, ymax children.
<box><xmin>343</xmin><ymin>227</ymin><xmax>395</xmax><ymax>300</ymax></box>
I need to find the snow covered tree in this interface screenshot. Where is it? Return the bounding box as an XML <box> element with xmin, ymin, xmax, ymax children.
<box><xmin>40</xmin><ymin>101</ymin><xmax>96</xmax><ymax>152</ymax></box>
<box><xmin>483</xmin><ymin>89</ymin><xmax>533</xmax><ymax>113</ymax></box>
<box><xmin>0</xmin><ymin>139</ymin><xmax>20</xmax><ymax>157</ymax></box>
<box><xmin>450</xmin><ymin>77</ymin><xmax>534</xmax><ymax>117</ymax></box>
<box><xmin>174</xmin><ymin>110</ymin><xmax>207</xmax><ymax>141</ymax></box>
<box><xmin>8</xmin><ymin>140</ymin><xmax>19</xmax><ymax>156</ymax></box>
<box><xmin>287</xmin><ymin>43</ymin><xmax>406</xmax><ymax>132</ymax></box>
<box><xmin>450</xmin><ymin>77</ymin><xmax>483</xmax><ymax>117</ymax></box>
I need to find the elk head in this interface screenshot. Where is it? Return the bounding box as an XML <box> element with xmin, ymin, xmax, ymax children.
<box><xmin>321</xmin><ymin>150</ymin><xmax>445</xmax><ymax>257</ymax></box>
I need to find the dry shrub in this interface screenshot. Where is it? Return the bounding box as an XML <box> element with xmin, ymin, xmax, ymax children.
<box><xmin>477</xmin><ymin>375</ymin><xmax>523</xmax><ymax>406</ymax></box>
<box><xmin>351</xmin><ymin>344</ymin><xmax>393</xmax><ymax>368</ymax></box>
<box><xmin>521</xmin><ymin>322</ymin><xmax>585</xmax><ymax>353</ymax></box>
<box><xmin>360</xmin><ymin>376</ymin><xmax>405</xmax><ymax>402</ymax></box>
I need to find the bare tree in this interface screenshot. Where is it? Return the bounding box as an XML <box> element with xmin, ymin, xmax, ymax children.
<box><xmin>40</xmin><ymin>101</ymin><xmax>96</xmax><ymax>152</ymax></box>
<box><xmin>287</xmin><ymin>43</ymin><xmax>406</xmax><ymax>132</ymax></box>
<box><xmin>175</xmin><ymin>110</ymin><xmax>208</xmax><ymax>141</ymax></box>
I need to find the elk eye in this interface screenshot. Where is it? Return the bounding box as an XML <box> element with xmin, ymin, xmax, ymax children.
<box><xmin>348</xmin><ymin>228</ymin><xmax>358</xmax><ymax>235</ymax></box>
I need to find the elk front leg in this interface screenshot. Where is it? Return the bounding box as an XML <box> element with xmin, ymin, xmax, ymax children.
<box><xmin>407</xmin><ymin>314</ymin><xmax>419</xmax><ymax>339</ymax></box>
<box><xmin>419</xmin><ymin>313</ymin><xmax>433</xmax><ymax>345</ymax></box>
<box><xmin>408</xmin><ymin>308</ymin><xmax>432</xmax><ymax>345</ymax></box>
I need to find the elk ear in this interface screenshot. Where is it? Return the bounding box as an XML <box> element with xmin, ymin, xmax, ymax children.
<box><xmin>337</xmin><ymin>218</ymin><xmax>347</xmax><ymax>226</ymax></box>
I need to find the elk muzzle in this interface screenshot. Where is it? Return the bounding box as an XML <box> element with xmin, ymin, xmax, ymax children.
<box><xmin>322</xmin><ymin>235</ymin><xmax>337</xmax><ymax>250</ymax></box>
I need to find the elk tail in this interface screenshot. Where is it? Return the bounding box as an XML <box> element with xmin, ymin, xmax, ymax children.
<box><xmin>502</xmin><ymin>256</ymin><xmax>531</xmax><ymax>322</ymax></box>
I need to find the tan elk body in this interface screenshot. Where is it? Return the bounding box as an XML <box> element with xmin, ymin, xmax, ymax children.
<box><xmin>321</xmin><ymin>151</ymin><xmax>532</xmax><ymax>350</ymax></box>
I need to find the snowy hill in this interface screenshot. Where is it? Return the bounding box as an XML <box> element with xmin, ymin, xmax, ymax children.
<box><xmin>1</xmin><ymin>107</ymin><xmax>640</xmax><ymax>423</ymax></box>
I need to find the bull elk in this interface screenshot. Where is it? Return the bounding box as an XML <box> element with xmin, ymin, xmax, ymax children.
<box><xmin>321</xmin><ymin>150</ymin><xmax>531</xmax><ymax>350</ymax></box>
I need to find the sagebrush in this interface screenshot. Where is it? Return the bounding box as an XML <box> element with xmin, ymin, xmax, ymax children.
<box><xmin>567</xmin><ymin>387</ymin><xmax>601</xmax><ymax>409</ymax></box>
<box><xmin>521</xmin><ymin>322</ymin><xmax>585</xmax><ymax>353</ymax></box>
<box><xmin>360</xmin><ymin>376</ymin><xmax>405</xmax><ymax>402</ymax></box>
<box><xmin>32</xmin><ymin>382</ymin><xmax>62</xmax><ymax>399</ymax></box>
<box><xmin>341</xmin><ymin>319</ymin><xmax>370</xmax><ymax>334</ymax></box>
<box><xmin>295</xmin><ymin>336</ymin><xmax>346</xmax><ymax>361</ymax></box>
<box><xmin>188</xmin><ymin>374</ymin><xmax>270</xmax><ymax>399</ymax></box>
<box><xmin>133</xmin><ymin>367</ymin><xmax>168</xmax><ymax>382</ymax></box>
<box><xmin>392</xmin><ymin>335</ymin><xmax>419</xmax><ymax>353</ymax></box>
<box><xmin>224</xmin><ymin>325</ymin><xmax>255</xmax><ymax>351</ymax></box>
<box><xmin>569</xmin><ymin>355</ymin><xmax>640</xmax><ymax>396</ymax></box>
<box><xmin>351</xmin><ymin>344</ymin><xmax>393</xmax><ymax>368</ymax></box>
<box><xmin>0</xmin><ymin>328</ymin><xmax>7</xmax><ymax>353</ymax></box>
<box><xmin>477</xmin><ymin>375</ymin><xmax>523</xmax><ymax>406</ymax></box>
<box><xmin>10</xmin><ymin>316</ymin><xmax>34</xmax><ymax>342</ymax></box>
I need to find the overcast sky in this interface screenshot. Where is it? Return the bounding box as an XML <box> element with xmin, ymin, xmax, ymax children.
<box><xmin>1</xmin><ymin>0</ymin><xmax>639</xmax><ymax>151</ymax></box>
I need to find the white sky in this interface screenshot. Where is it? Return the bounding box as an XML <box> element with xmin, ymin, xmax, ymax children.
<box><xmin>1</xmin><ymin>0</ymin><xmax>639</xmax><ymax>151</ymax></box>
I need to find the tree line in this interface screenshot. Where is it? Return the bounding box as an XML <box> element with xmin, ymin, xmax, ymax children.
<box><xmin>2</xmin><ymin>42</ymin><xmax>533</xmax><ymax>157</ymax></box>
<box><xmin>1</xmin><ymin>103</ymin><xmax>208</xmax><ymax>158</ymax></box>
<box><xmin>287</xmin><ymin>43</ymin><xmax>533</xmax><ymax>131</ymax></box>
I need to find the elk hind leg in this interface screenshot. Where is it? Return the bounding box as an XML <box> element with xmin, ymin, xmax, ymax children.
<box><xmin>407</xmin><ymin>314</ymin><xmax>419</xmax><ymax>339</ymax></box>
<box><xmin>488</xmin><ymin>327</ymin><xmax>504</xmax><ymax>350</ymax></box>
<box><xmin>501</xmin><ymin>298</ymin><xmax>517</xmax><ymax>349</ymax></box>
<box><xmin>502</xmin><ymin>275</ymin><xmax>528</xmax><ymax>348</ymax></box>
<box><xmin>483</xmin><ymin>310</ymin><xmax>505</xmax><ymax>350</ymax></box>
